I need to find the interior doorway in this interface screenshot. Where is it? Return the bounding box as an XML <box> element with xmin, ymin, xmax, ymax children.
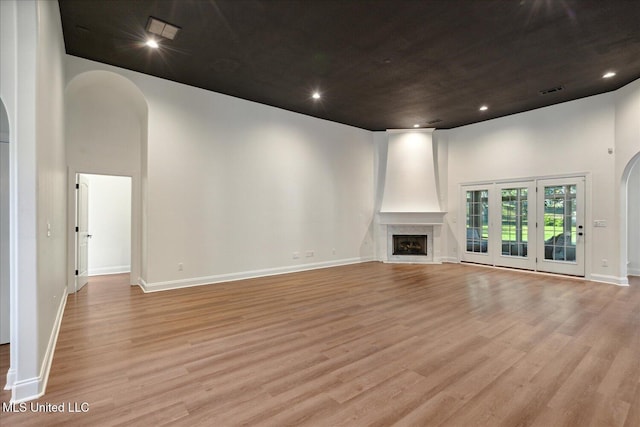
<box><xmin>75</xmin><ymin>173</ymin><xmax>132</xmax><ymax>292</ymax></box>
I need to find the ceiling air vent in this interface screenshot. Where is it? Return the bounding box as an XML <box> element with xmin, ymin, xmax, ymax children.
<box><xmin>146</xmin><ymin>17</ymin><xmax>181</xmax><ymax>40</ymax></box>
<box><xmin>539</xmin><ymin>86</ymin><xmax>564</xmax><ymax>95</ymax></box>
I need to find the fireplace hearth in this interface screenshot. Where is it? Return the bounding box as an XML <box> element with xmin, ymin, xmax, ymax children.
<box><xmin>393</xmin><ymin>235</ymin><xmax>428</xmax><ymax>256</ymax></box>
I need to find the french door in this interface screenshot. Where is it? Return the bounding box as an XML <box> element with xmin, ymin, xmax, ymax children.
<box><xmin>536</xmin><ymin>177</ymin><xmax>585</xmax><ymax>276</ymax></box>
<box><xmin>462</xmin><ymin>185</ymin><xmax>491</xmax><ymax>264</ymax></box>
<box><xmin>494</xmin><ymin>182</ymin><xmax>537</xmax><ymax>270</ymax></box>
<box><xmin>462</xmin><ymin>177</ymin><xmax>585</xmax><ymax>276</ymax></box>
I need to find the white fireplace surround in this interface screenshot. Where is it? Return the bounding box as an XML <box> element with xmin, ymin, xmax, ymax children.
<box><xmin>379</xmin><ymin>221</ymin><xmax>445</xmax><ymax>264</ymax></box>
<box><xmin>376</xmin><ymin>128</ymin><xmax>447</xmax><ymax>264</ymax></box>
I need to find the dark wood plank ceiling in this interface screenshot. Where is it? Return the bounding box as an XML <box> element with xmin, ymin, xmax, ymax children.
<box><xmin>58</xmin><ymin>0</ymin><xmax>640</xmax><ymax>130</ymax></box>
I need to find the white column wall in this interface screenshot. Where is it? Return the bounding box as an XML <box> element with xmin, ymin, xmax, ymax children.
<box><xmin>0</xmin><ymin>0</ymin><xmax>67</xmax><ymax>401</ymax></box>
<box><xmin>35</xmin><ymin>0</ymin><xmax>68</xmax><ymax>377</ymax></box>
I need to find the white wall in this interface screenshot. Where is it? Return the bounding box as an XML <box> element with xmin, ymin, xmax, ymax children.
<box><xmin>0</xmin><ymin>0</ymin><xmax>67</xmax><ymax>401</ymax></box>
<box><xmin>628</xmin><ymin>160</ymin><xmax>640</xmax><ymax>276</ymax></box>
<box><xmin>442</xmin><ymin>92</ymin><xmax>621</xmax><ymax>282</ymax></box>
<box><xmin>66</xmin><ymin>56</ymin><xmax>375</xmax><ymax>291</ymax></box>
<box><xmin>85</xmin><ymin>174</ymin><xmax>132</xmax><ymax>276</ymax></box>
<box><xmin>36</xmin><ymin>0</ymin><xmax>68</xmax><ymax>373</ymax></box>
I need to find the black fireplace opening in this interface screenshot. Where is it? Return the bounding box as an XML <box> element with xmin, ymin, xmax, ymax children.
<box><xmin>393</xmin><ymin>235</ymin><xmax>428</xmax><ymax>256</ymax></box>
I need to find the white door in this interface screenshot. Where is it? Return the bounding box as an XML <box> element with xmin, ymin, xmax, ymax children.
<box><xmin>461</xmin><ymin>185</ymin><xmax>492</xmax><ymax>264</ymax></box>
<box><xmin>536</xmin><ymin>177</ymin><xmax>585</xmax><ymax>276</ymax></box>
<box><xmin>76</xmin><ymin>174</ymin><xmax>90</xmax><ymax>291</ymax></box>
<box><xmin>493</xmin><ymin>182</ymin><xmax>537</xmax><ymax>270</ymax></box>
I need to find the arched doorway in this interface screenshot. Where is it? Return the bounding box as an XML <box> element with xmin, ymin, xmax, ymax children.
<box><xmin>0</xmin><ymin>99</ymin><xmax>10</xmax><ymax>345</ymax></box>
<box><xmin>65</xmin><ymin>71</ymin><xmax>148</xmax><ymax>291</ymax></box>
<box><xmin>623</xmin><ymin>153</ymin><xmax>640</xmax><ymax>279</ymax></box>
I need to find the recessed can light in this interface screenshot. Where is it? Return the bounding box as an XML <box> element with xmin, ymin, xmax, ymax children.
<box><xmin>479</xmin><ymin>105</ymin><xmax>488</xmax><ymax>111</ymax></box>
<box><xmin>602</xmin><ymin>71</ymin><xmax>616</xmax><ymax>79</ymax></box>
<box><xmin>312</xmin><ymin>92</ymin><xmax>321</xmax><ymax>100</ymax></box>
<box><xmin>146</xmin><ymin>39</ymin><xmax>159</xmax><ymax>48</ymax></box>
<box><xmin>413</xmin><ymin>124</ymin><xmax>420</xmax><ymax>128</ymax></box>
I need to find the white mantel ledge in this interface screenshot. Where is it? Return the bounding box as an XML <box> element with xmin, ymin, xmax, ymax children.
<box><xmin>377</xmin><ymin>211</ymin><xmax>447</xmax><ymax>225</ymax></box>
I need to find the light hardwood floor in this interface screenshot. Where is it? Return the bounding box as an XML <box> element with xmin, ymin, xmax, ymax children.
<box><xmin>1</xmin><ymin>263</ymin><xmax>639</xmax><ymax>426</ymax></box>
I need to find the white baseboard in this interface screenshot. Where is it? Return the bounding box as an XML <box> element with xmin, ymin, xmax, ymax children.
<box><xmin>441</xmin><ymin>256</ymin><xmax>460</xmax><ymax>263</ymax></box>
<box><xmin>3</xmin><ymin>367</ymin><xmax>15</xmax><ymax>391</ymax></box>
<box><xmin>10</xmin><ymin>287</ymin><xmax>67</xmax><ymax>403</ymax></box>
<box><xmin>88</xmin><ymin>265</ymin><xmax>130</xmax><ymax>276</ymax></box>
<box><xmin>138</xmin><ymin>257</ymin><xmax>375</xmax><ymax>293</ymax></box>
<box><xmin>589</xmin><ymin>274</ymin><xmax>629</xmax><ymax>286</ymax></box>
<box><xmin>627</xmin><ymin>267</ymin><xmax>640</xmax><ymax>277</ymax></box>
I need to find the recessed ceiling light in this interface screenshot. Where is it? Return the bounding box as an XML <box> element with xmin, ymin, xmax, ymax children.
<box><xmin>602</xmin><ymin>71</ymin><xmax>616</xmax><ymax>79</ymax></box>
<box><xmin>312</xmin><ymin>92</ymin><xmax>321</xmax><ymax>100</ymax></box>
<box><xmin>479</xmin><ymin>105</ymin><xmax>488</xmax><ymax>111</ymax></box>
<box><xmin>146</xmin><ymin>39</ymin><xmax>159</xmax><ymax>48</ymax></box>
<box><xmin>413</xmin><ymin>124</ymin><xmax>420</xmax><ymax>128</ymax></box>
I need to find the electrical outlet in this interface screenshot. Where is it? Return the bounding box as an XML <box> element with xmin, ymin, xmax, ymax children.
<box><xmin>306</xmin><ymin>251</ymin><xmax>314</xmax><ymax>257</ymax></box>
<box><xmin>292</xmin><ymin>252</ymin><xmax>300</xmax><ymax>259</ymax></box>
<box><xmin>178</xmin><ymin>262</ymin><xmax>183</xmax><ymax>271</ymax></box>
<box><xmin>601</xmin><ymin>259</ymin><xmax>608</xmax><ymax>267</ymax></box>
<box><xmin>332</xmin><ymin>248</ymin><xmax>336</xmax><ymax>255</ymax></box>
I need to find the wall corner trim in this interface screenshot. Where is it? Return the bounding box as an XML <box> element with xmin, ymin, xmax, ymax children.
<box><xmin>10</xmin><ymin>287</ymin><xmax>68</xmax><ymax>403</ymax></box>
<box><xmin>138</xmin><ymin>257</ymin><xmax>375</xmax><ymax>293</ymax></box>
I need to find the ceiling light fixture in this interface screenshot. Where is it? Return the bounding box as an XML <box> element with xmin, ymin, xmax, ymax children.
<box><xmin>602</xmin><ymin>71</ymin><xmax>616</xmax><ymax>79</ymax></box>
<box><xmin>312</xmin><ymin>92</ymin><xmax>321</xmax><ymax>100</ymax></box>
<box><xmin>146</xmin><ymin>39</ymin><xmax>159</xmax><ymax>48</ymax></box>
<box><xmin>413</xmin><ymin>124</ymin><xmax>420</xmax><ymax>128</ymax></box>
<box><xmin>479</xmin><ymin>105</ymin><xmax>488</xmax><ymax>111</ymax></box>
<box><xmin>146</xmin><ymin>17</ymin><xmax>180</xmax><ymax>40</ymax></box>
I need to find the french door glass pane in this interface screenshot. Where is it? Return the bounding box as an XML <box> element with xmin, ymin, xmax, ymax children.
<box><xmin>501</xmin><ymin>188</ymin><xmax>528</xmax><ymax>257</ymax></box>
<box><xmin>543</xmin><ymin>185</ymin><xmax>576</xmax><ymax>261</ymax></box>
<box><xmin>466</xmin><ymin>190</ymin><xmax>488</xmax><ymax>253</ymax></box>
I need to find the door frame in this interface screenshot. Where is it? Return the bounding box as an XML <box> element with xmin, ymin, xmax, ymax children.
<box><xmin>67</xmin><ymin>168</ymin><xmax>140</xmax><ymax>293</ymax></box>
<box><xmin>75</xmin><ymin>174</ymin><xmax>90</xmax><ymax>291</ymax></box>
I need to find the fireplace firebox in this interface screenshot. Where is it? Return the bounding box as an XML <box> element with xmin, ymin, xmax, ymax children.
<box><xmin>392</xmin><ymin>235</ymin><xmax>428</xmax><ymax>256</ymax></box>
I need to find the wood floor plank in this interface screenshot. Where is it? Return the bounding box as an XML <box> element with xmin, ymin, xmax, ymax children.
<box><xmin>1</xmin><ymin>264</ymin><xmax>638</xmax><ymax>426</ymax></box>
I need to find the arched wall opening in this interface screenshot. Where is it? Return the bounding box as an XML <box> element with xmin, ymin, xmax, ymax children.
<box><xmin>65</xmin><ymin>71</ymin><xmax>148</xmax><ymax>290</ymax></box>
<box><xmin>622</xmin><ymin>152</ymin><xmax>640</xmax><ymax>279</ymax></box>
<box><xmin>1</xmin><ymin>99</ymin><xmax>11</xmax><ymax>346</ymax></box>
